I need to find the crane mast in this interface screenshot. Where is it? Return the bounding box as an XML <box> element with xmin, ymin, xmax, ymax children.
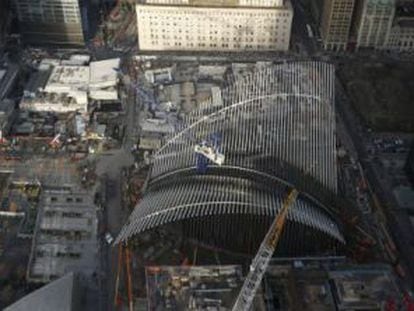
<box><xmin>232</xmin><ymin>189</ymin><xmax>298</xmax><ymax>311</ymax></box>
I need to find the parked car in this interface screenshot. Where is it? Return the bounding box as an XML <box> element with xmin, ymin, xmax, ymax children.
<box><xmin>105</xmin><ymin>232</ymin><xmax>114</xmax><ymax>245</ymax></box>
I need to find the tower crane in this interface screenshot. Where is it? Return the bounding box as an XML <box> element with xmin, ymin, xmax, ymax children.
<box><xmin>232</xmin><ymin>188</ymin><xmax>298</xmax><ymax>311</ymax></box>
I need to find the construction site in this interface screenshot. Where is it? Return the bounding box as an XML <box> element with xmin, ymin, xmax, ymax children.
<box><xmin>145</xmin><ymin>265</ymin><xmax>243</xmax><ymax>310</ymax></box>
<box><xmin>0</xmin><ymin>47</ymin><xmax>125</xmax><ymax>308</ymax></box>
<box><xmin>118</xmin><ymin>62</ymin><xmax>343</xmax><ymax>255</ymax></box>
<box><xmin>0</xmin><ymin>5</ymin><xmax>413</xmax><ymax>305</ymax></box>
<box><xmin>104</xmin><ymin>57</ymin><xmax>414</xmax><ymax>310</ymax></box>
<box><xmin>1</xmin><ymin>48</ymin><xmax>412</xmax><ymax>309</ymax></box>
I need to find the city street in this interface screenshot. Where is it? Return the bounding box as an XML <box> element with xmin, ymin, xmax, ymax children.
<box><xmin>96</xmin><ymin>150</ymin><xmax>134</xmax><ymax>310</ymax></box>
<box><xmin>121</xmin><ymin>58</ymin><xmax>142</xmax><ymax>152</ymax></box>
<box><xmin>93</xmin><ymin>54</ymin><xmax>140</xmax><ymax>311</ymax></box>
<box><xmin>291</xmin><ymin>0</ymin><xmax>320</xmax><ymax>56</ymax></box>
<box><xmin>335</xmin><ymin>77</ymin><xmax>414</xmax><ymax>288</ymax></box>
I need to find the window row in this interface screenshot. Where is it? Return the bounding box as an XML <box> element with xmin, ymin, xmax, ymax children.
<box><xmin>148</xmin><ymin>41</ymin><xmax>281</xmax><ymax>49</ymax></box>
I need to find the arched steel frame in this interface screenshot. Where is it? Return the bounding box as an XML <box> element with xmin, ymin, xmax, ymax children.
<box><xmin>116</xmin><ymin>62</ymin><xmax>344</xmax><ymax>250</ymax></box>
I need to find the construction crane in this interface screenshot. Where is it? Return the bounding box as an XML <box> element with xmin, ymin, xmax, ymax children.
<box><xmin>232</xmin><ymin>188</ymin><xmax>298</xmax><ymax>311</ymax></box>
<box><xmin>114</xmin><ymin>242</ymin><xmax>134</xmax><ymax>311</ymax></box>
<box><xmin>195</xmin><ymin>132</ymin><xmax>225</xmax><ymax>173</ymax></box>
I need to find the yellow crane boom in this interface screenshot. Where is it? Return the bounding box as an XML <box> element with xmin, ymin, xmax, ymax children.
<box><xmin>232</xmin><ymin>188</ymin><xmax>298</xmax><ymax>311</ymax></box>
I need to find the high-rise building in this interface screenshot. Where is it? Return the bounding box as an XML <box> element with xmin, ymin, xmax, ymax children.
<box><xmin>320</xmin><ymin>0</ymin><xmax>356</xmax><ymax>50</ymax></box>
<box><xmin>13</xmin><ymin>0</ymin><xmax>85</xmax><ymax>46</ymax></box>
<box><xmin>354</xmin><ymin>0</ymin><xmax>395</xmax><ymax>49</ymax></box>
<box><xmin>135</xmin><ymin>0</ymin><xmax>293</xmax><ymax>52</ymax></box>
<box><xmin>386</xmin><ymin>3</ymin><xmax>414</xmax><ymax>51</ymax></box>
<box><xmin>4</xmin><ymin>273</ymin><xmax>85</xmax><ymax>311</ymax></box>
<box><xmin>0</xmin><ymin>0</ymin><xmax>11</xmax><ymax>46</ymax></box>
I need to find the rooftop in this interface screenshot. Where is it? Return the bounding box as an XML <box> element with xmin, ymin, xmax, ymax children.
<box><xmin>20</xmin><ymin>91</ymin><xmax>88</xmax><ymax>113</ymax></box>
<box><xmin>28</xmin><ymin>188</ymin><xmax>98</xmax><ymax>283</ymax></box>
<box><xmin>45</xmin><ymin>65</ymin><xmax>90</xmax><ymax>93</ymax></box>
<box><xmin>89</xmin><ymin>58</ymin><xmax>120</xmax><ymax>89</ymax></box>
<box><xmin>140</xmin><ymin>118</ymin><xmax>175</xmax><ymax>134</ymax></box>
<box><xmin>4</xmin><ymin>272</ymin><xmax>81</xmax><ymax>311</ymax></box>
<box><xmin>21</xmin><ymin>57</ymin><xmax>121</xmax><ymax>112</ymax></box>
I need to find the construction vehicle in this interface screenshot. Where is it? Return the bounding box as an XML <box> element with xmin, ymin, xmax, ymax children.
<box><xmin>49</xmin><ymin>134</ymin><xmax>62</xmax><ymax>149</ymax></box>
<box><xmin>194</xmin><ymin>142</ymin><xmax>225</xmax><ymax>166</ymax></box>
<box><xmin>105</xmin><ymin>232</ymin><xmax>114</xmax><ymax>245</ymax></box>
<box><xmin>232</xmin><ymin>188</ymin><xmax>298</xmax><ymax>311</ymax></box>
<box><xmin>195</xmin><ymin>133</ymin><xmax>225</xmax><ymax>173</ymax></box>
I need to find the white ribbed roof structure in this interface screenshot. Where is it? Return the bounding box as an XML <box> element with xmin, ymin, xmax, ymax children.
<box><xmin>117</xmin><ymin>62</ymin><xmax>344</xmax><ymax>253</ymax></box>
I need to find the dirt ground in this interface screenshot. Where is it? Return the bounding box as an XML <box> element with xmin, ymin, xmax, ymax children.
<box><xmin>338</xmin><ymin>61</ymin><xmax>414</xmax><ymax>132</ymax></box>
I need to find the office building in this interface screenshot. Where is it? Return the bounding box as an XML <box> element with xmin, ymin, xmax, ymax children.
<box><xmin>13</xmin><ymin>0</ymin><xmax>85</xmax><ymax>46</ymax></box>
<box><xmin>386</xmin><ymin>3</ymin><xmax>414</xmax><ymax>51</ymax></box>
<box><xmin>320</xmin><ymin>0</ymin><xmax>356</xmax><ymax>50</ymax></box>
<box><xmin>27</xmin><ymin>187</ymin><xmax>98</xmax><ymax>283</ymax></box>
<box><xmin>387</xmin><ymin>19</ymin><xmax>414</xmax><ymax>51</ymax></box>
<box><xmin>0</xmin><ymin>1</ymin><xmax>11</xmax><ymax>46</ymax></box>
<box><xmin>4</xmin><ymin>273</ymin><xmax>84</xmax><ymax>311</ymax></box>
<box><xmin>136</xmin><ymin>0</ymin><xmax>293</xmax><ymax>52</ymax></box>
<box><xmin>355</xmin><ymin>0</ymin><xmax>395</xmax><ymax>49</ymax></box>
